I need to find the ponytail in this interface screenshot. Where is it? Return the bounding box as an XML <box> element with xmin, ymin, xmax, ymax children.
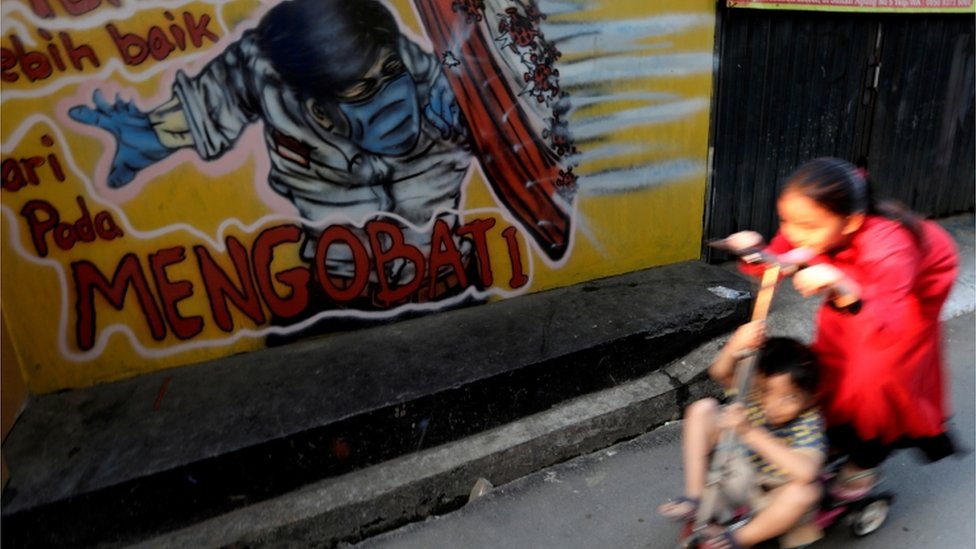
<box><xmin>861</xmin><ymin>171</ymin><xmax>925</xmax><ymax>242</ymax></box>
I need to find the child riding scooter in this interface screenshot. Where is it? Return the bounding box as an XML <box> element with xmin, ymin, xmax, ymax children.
<box><xmin>659</xmin><ymin>242</ymin><xmax>893</xmax><ymax>549</ymax></box>
<box><xmin>659</xmin><ymin>321</ymin><xmax>827</xmax><ymax>549</ymax></box>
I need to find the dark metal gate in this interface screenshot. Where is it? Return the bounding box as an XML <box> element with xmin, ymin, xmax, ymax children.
<box><xmin>705</xmin><ymin>7</ymin><xmax>975</xmax><ymax>259</ymax></box>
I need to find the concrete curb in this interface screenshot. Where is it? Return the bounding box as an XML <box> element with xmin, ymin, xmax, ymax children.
<box><xmin>133</xmin><ymin>359</ymin><xmax>723</xmax><ymax>548</ymax></box>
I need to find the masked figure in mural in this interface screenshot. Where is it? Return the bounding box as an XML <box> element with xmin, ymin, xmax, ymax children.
<box><xmin>71</xmin><ymin>0</ymin><xmax>566</xmax><ymax>315</ymax></box>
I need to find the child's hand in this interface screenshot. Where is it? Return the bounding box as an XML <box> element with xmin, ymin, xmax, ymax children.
<box><xmin>793</xmin><ymin>264</ymin><xmax>861</xmax><ymax>305</ymax></box>
<box><xmin>727</xmin><ymin>320</ymin><xmax>766</xmax><ymax>357</ymax></box>
<box><xmin>724</xmin><ymin>231</ymin><xmax>765</xmax><ymax>253</ymax></box>
<box><xmin>720</xmin><ymin>402</ymin><xmax>751</xmax><ymax>435</ymax></box>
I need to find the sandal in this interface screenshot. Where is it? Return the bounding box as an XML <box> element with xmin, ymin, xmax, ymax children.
<box><xmin>701</xmin><ymin>527</ymin><xmax>742</xmax><ymax>549</ymax></box>
<box><xmin>657</xmin><ymin>496</ymin><xmax>699</xmax><ymax>521</ymax></box>
<box><xmin>830</xmin><ymin>467</ymin><xmax>879</xmax><ymax>501</ymax></box>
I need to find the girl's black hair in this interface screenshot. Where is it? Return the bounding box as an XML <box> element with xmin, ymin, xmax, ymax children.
<box><xmin>255</xmin><ymin>0</ymin><xmax>400</xmax><ymax>104</ymax></box>
<box><xmin>783</xmin><ymin>157</ymin><xmax>924</xmax><ymax>241</ymax></box>
<box><xmin>756</xmin><ymin>337</ymin><xmax>819</xmax><ymax>395</ymax></box>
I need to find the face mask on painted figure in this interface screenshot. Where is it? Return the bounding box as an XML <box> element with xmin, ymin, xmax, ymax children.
<box><xmin>336</xmin><ymin>72</ymin><xmax>421</xmax><ymax>156</ymax></box>
<box><xmin>306</xmin><ymin>50</ymin><xmax>423</xmax><ymax>157</ymax></box>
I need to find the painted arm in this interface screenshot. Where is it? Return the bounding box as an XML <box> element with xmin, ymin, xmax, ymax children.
<box><xmin>69</xmin><ymin>34</ymin><xmax>260</xmax><ymax>188</ymax></box>
<box><xmin>398</xmin><ymin>36</ymin><xmax>467</xmax><ymax>140</ymax></box>
<box><xmin>68</xmin><ymin>91</ymin><xmax>188</xmax><ymax>188</ymax></box>
<box><xmin>425</xmin><ymin>71</ymin><xmax>467</xmax><ymax>140</ymax></box>
<box><xmin>148</xmin><ymin>96</ymin><xmax>194</xmax><ymax>148</ymax></box>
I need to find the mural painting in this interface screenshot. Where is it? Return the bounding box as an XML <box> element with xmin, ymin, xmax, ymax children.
<box><xmin>1</xmin><ymin>0</ymin><xmax>716</xmax><ymax>392</ymax></box>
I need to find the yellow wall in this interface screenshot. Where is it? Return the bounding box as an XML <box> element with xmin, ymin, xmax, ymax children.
<box><xmin>1</xmin><ymin>0</ymin><xmax>716</xmax><ymax>393</ymax></box>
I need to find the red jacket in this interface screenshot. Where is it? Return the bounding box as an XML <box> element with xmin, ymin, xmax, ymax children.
<box><xmin>743</xmin><ymin>216</ymin><xmax>958</xmax><ymax>443</ymax></box>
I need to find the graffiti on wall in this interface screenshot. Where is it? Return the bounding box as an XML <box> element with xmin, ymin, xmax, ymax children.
<box><xmin>1</xmin><ymin>0</ymin><xmax>717</xmax><ymax>391</ymax></box>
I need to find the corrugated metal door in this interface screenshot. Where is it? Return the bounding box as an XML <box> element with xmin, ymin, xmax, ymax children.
<box><xmin>865</xmin><ymin>17</ymin><xmax>976</xmax><ymax>216</ymax></box>
<box><xmin>705</xmin><ymin>8</ymin><xmax>975</xmax><ymax>259</ymax></box>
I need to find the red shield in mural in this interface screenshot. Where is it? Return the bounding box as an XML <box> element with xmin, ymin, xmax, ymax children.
<box><xmin>415</xmin><ymin>0</ymin><xmax>577</xmax><ymax>261</ymax></box>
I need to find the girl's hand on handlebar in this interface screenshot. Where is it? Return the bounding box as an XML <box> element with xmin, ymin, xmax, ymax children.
<box><xmin>793</xmin><ymin>264</ymin><xmax>861</xmax><ymax>305</ymax></box>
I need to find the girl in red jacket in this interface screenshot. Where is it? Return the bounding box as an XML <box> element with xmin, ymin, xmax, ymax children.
<box><xmin>729</xmin><ymin>157</ymin><xmax>959</xmax><ymax>501</ymax></box>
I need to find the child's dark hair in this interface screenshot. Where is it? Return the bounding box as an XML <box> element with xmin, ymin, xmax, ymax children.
<box><xmin>756</xmin><ymin>337</ymin><xmax>819</xmax><ymax>395</ymax></box>
<box><xmin>783</xmin><ymin>157</ymin><xmax>924</xmax><ymax>241</ymax></box>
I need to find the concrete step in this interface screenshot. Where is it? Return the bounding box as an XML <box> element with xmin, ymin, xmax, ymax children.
<box><xmin>1</xmin><ymin>260</ymin><xmax>751</xmax><ymax>548</ymax></box>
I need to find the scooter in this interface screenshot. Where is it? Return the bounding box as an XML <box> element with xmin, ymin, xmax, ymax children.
<box><xmin>810</xmin><ymin>457</ymin><xmax>894</xmax><ymax>539</ymax></box>
<box><xmin>678</xmin><ymin>458</ymin><xmax>894</xmax><ymax>548</ymax></box>
<box><xmin>676</xmin><ymin>241</ymin><xmax>893</xmax><ymax>548</ymax></box>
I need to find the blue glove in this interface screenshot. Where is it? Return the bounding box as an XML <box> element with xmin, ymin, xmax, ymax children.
<box><xmin>424</xmin><ymin>72</ymin><xmax>467</xmax><ymax>141</ymax></box>
<box><xmin>69</xmin><ymin>90</ymin><xmax>173</xmax><ymax>188</ymax></box>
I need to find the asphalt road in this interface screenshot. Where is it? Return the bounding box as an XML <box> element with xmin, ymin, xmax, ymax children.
<box><xmin>352</xmin><ymin>312</ymin><xmax>975</xmax><ymax>549</ymax></box>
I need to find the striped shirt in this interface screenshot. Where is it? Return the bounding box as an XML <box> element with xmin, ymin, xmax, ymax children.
<box><xmin>744</xmin><ymin>394</ymin><xmax>826</xmax><ymax>483</ymax></box>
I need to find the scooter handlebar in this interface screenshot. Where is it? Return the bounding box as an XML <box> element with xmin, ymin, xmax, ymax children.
<box><xmin>712</xmin><ymin>237</ymin><xmax>860</xmax><ymax>306</ymax></box>
<box><xmin>708</xmin><ymin>238</ymin><xmax>814</xmax><ymax>274</ymax></box>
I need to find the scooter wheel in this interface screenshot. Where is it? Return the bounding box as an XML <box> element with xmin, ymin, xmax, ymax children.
<box><xmin>850</xmin><ymin>497</ymin><xmax>890</xmax><ymax>536</ymax></box>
